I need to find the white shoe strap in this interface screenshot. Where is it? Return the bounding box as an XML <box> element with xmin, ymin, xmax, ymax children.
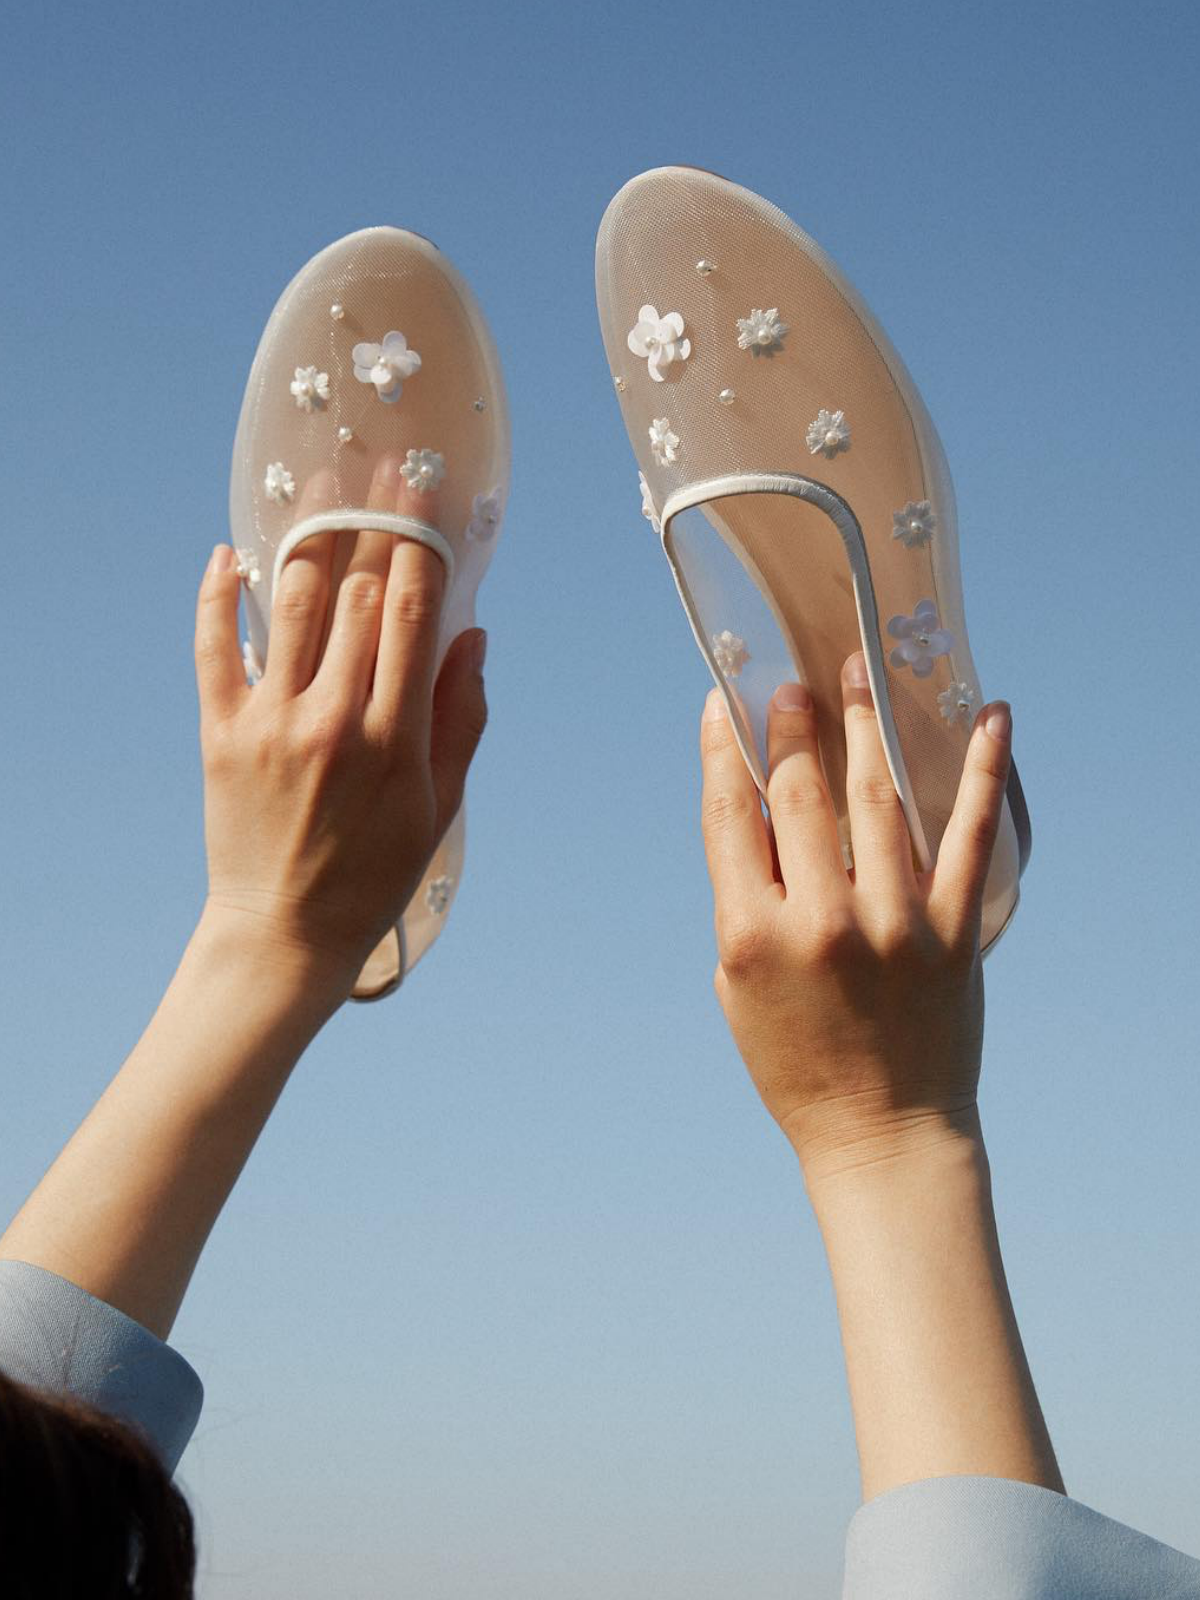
<box><xmin>272</xmin><ymin>512</ymin><xmax>455</xmax><ymax>602</ymax></box>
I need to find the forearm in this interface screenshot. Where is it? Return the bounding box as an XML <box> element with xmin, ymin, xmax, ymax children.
<box><xmin>0</xmin><ymin>905</ymin><xmax>349</xmax><ymax>1341</ymax></box>
<box><xmin>801</xmin><ymin>1111</ymin><xmax>1064</xmax><ymax>1504</ymax></box>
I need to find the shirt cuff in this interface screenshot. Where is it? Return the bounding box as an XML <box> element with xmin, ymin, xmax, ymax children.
<box><xmin>0</xmin><ymin>1259</ymin><xmax>203</xmax><ymax>1476</ymax></box>
<box><xmin>843</xmin><ymin>1474</ymin><xmax>1200</xmax><ymax>1599</ymax></box>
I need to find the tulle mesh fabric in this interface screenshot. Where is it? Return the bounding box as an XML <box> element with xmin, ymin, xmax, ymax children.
<box><xmin>596</xmin><ymin>168</ymin><xmax>1020</xmax><ymax>946</ymax></box>
<box><xmin>230</xmin><ymin>229</ymin><xmax>509</xmax><ymax>994</ymax></box>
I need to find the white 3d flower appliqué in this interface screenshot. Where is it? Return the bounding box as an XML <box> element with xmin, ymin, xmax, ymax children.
<box><xmin>648</xmin><ymin>417</ymin><xmax>680</xmax><ymax>465</ymax></box>
<box><xmin>937</xmin><ymin>682</ymin><xmax>977</xmax><ymax>725</ymax></box>
<box><xmin>352</xmin><ymin>331</ymin><xmax>422</xmax><ymax>404</ymax></box>
<box><xmin>892</xmin><ymin>500</ymin><xmax>937</xmax><ymax>548</ymax></box>
<box><xmin>426</xmin><ymin>875</ymin><xmax>454</xmax><ymax>915</ymax></box>
<box><xmin>806</xmin><ymin>409</ymin><xmax>851</xmax><ymax>459</ymax></box>
<box><xmin>289</xmin><ymin>365</ymin><xmax>331</xmax><ymax>412</ymax></box>
<box><xmin>466</xmin><ymin>490</ymin><xmax>502</xmax><ymax>542</ymax></box>
<box><xmin>242</xmin><ymin>639</ymin><xmax>265</xmax><ymax>685</ymax></box>
<box><xmin>887</xmin><ymin>600</ymin><xmax>955</xmax><ymax>678</ymax></box>
<box><xmin>712</xmin><ymin>630</ymin><xmax>750</xmax><ymax>678</ymax></box>
<box><xmin>400</xmin><ymin>449</ymin><xmax>445</xmax><ymax>493</ymax></box>
<box><xmin>263</xmin><ymin>462</ymin><xmax>295</xmax><ymax>504</ymax></box>
<box><xmin>736</xmin><ymin>307</ymin><xmax>788</xmax><ymax>354</ymax></box>
<box><xmin>234</xmin><ymin>547</ymin><xmax>261</xmax><ymax>587</ymax></box>
<box><xmin>626</xmin><ymin>305</ymin><xmax>691</xmax><ymax>382</ymax></box>
<box><xmin>639</xmin><ymin>471</ymin><xmax>661</xmax><ymax>534</ymax></box>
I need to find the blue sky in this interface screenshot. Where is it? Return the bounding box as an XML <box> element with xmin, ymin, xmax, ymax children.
<box><xmin>1</xmin><ymin>1</ymin><xmax>1198</xmax><ymax>1593</ymax></box>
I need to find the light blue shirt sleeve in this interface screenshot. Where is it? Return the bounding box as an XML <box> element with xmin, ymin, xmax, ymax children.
<box><xmin>0</xmin><ymin>1259</ymin><xmax>202</xmax><ymax>1476</ymax></box>
<box><xmin>843</xmin><ymin>1474</ymin><xmax>1200</xmax><ymax>1598</ymax></box>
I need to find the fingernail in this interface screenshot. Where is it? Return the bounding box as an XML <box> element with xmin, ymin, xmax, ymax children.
<box><xmin>703</xmin><ymin>688</ymin><xmax>727</xmax><ymax>722</ymax></box>
<box><xmin>985</xmin><ymin>701</ymin><xmax>1012</xmax><ymax>741</ymax></box>
<box><xmin>375</xmin><ymin>454</ymin><xmax>403</xmax><ymax>488</ymax></box>
<box><xmin>772</xmin><ymin>681</ymin><xmax>811</xmax><ymax>712</ymax></box>
<box><xmin>472</xmin><ymin>628</ymin><xmax>488</xmax><ymax>672</ymax></box>
<box><xmin>210</xmin><ymin>543</ymin><xmax>234</xmax><ymax>574</ymax></box>
<box><xmin>844</xmin><ymin>652</ymin><xmax>869</xmax><ymax>688</ymax></box>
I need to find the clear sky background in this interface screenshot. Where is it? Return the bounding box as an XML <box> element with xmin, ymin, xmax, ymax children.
<box><xmin>1</xmin><ymin>2</ymin><xmax>1198</xmax><ymax>1594</ymax></box>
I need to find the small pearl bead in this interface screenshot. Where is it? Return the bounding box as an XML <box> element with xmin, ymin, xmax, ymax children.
<box><xmin>338</xmin><ymin>427</ymin><xmax>353</xmax><ymax>443</ymax></box>
<box><xmin>330</xmin><ymin>303</ymin><xmax>345</xmax><ymax>320</ymax></box>
<box><xmin>473</xmin><ymin>397</ymin><xmax>486</xmax><ymax>412</ymax></box>
<box><xmin>695</xmin><ymin>259</ymin><xmax>716</xmax><ymax>276</ymax></box>
<box><xmin>757</xmin><ymin>327</ymin><xmax>772</xmax><ymax>344</ymax></box>
<box><xmin>718</xmin><ymin>388</ymin><xmax>735</xmax><ymax>405</ymax></box>
<box><xmin>613</xmin><ymin>376</ymin><xmax>626</xmax><ymax>392</ymax></box>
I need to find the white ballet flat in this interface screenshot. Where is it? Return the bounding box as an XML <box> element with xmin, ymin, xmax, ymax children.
<box><xmin>596</xmin><ymin>167</ymin><xmax>1029</xmax><ymax>952</ymax></box>
<box><xmin>229</xmin><ymin>227</ymin><xmax>509</xmax><ymax>998</ymax></box>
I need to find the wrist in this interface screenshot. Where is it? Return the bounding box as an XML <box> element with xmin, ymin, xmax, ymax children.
<box><xmin>792</xmin><ymin>1101</ymin><xmax>986</xmax><ymax>1199</ymax></box>
<box><xmin>193</xmin><ymin>899</ymin><xmax>359</xmax><ymax>1018</ymax></box>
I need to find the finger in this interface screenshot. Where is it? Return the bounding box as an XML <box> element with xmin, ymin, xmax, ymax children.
<box><xmin>927</xmin><ymin>701</ymin><xmax>1012</xmax><ymax>940</ymax></box>
<box><xmin>428</xmin><ymin>627</ymin><xmax>488</xmax><ymax>837</ymax></box>
<box><xmin>264</xmin><ymin>469</ymin><xmax>337</xmax><ymax>697</ymax></box>
<box><xmin>699</xmin><ymin>689</ymin><xmax>777</xmax><ymax>936</ymax></box>
<box><xmin>194</xmin><ymin>544</ymin><xmax>246</xmax><ymax>722</ymax></box>
<box><xmin>764</xmin><ymin>681</ymin><xmax>846</xmax><ymax>895</ymax></box>
<box><xmin>371</xmin><ymin>474</ymin><xmax>447</xmax><ymax>737</ymax></box>
<box><xmin>842</xmin><ymin>651</ymin><xmax>916</xmax><ymax>902</ymax></box>
<box><xmin>314</xmin><ymin>455</ymin><xmax>405</xmax><ymax>705</ymax></box>
<box><xmin>343</xmin><ymin>452</ymin><xmax>408</xmax><ymax>582</ymax></box>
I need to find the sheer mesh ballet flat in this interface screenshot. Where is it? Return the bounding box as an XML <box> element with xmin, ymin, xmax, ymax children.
<box><xmin>229</xmin><ymin>227</ymin><xmax>509</xmax><ymax>999</ymax></box>
<box><xmin>596</xmin><ymin>167</ymin><xmax>1030</xmax><ymax>953</ymax></box>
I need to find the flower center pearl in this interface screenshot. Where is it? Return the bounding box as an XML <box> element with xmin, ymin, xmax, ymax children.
<box><xmin>911</xmin><ymin>519</ymin><xmax>923</xmax><ymax>535</ymax></box>
<box><xmin>825</xmin><ymin>430</ymin><xmax>840</xmax><ymax>448</ymax></box>
<box><xmin>757</xmin><ymin>325</ymin><xmax>773</xmax><ymax>344</ymax></box>
<box><xmin>915</xmin><ymin>631</ymin><xmax>930</xmax><ymax>647</ymax></box>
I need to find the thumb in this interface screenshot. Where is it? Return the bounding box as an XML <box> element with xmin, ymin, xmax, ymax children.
<box><xmin>429</xmin><ymin>628</ymin><xmax>488</xmax><ymax>836</ymax></box>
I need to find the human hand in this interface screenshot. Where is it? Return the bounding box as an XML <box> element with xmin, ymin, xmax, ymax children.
<box><xmin>194</xmin><ymin>455</ymin><xmax>488</xmax><ymax>996</ymax></box>
<box><xmin>699</xmin><ymin>651</ymin><xmax>1012</xmax><ymax>1180</ymax></box>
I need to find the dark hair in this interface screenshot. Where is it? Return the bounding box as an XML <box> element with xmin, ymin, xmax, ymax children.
<box><xmin>0</xmin><ymin>1368</ymin><xmax>195</xmax><ymax>1597</ymax></box>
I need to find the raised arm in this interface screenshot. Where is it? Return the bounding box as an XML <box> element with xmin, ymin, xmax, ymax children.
<box><xmin>0</xmin><ymin>489</ymin><xmax>487</xmax><ymax>1342</ymax></box>
<box><xmin>697</xmin><ymin>653</ymin><xmax>1062</xmax><ymax>1502</ymax></box>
